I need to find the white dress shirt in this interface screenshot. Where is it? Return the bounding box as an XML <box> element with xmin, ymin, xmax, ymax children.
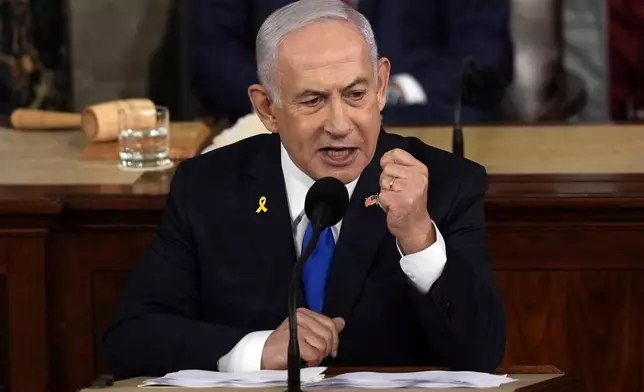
<box><xmin>217</xmin><ymin>144</ymin><xmax>447</xmax><ymax>372</ymax></box>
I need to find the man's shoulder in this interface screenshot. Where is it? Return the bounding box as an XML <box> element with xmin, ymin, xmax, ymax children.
<box><xmin>180</xmin><ymin>133</ymin><xmax>278</xmax><ymax>178</ymax></box>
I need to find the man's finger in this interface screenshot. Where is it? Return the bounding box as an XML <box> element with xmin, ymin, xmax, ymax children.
<box><xmin>298</xmin><ymin>335</ymin><xmax>325</xmax><ymax>367</ymax></box>
<box><xmin>298</xmin><ymin>308</ymin><xmax>339</xmax><ymax>335</ymax></box>
<box><xmin>377</xmin><ymin>190</ymin><xmax>393</xmax><ymax>213</ymax></box>
<box><xmin>297</xmin><ymin>309</ymin><xmax>336</xmax><ymax>356</ymax></box>
<box><xmin>380</xmin><ymin>148</ymin><xmax>417</xmax><ymax>168</ymax></box>
<box><xmin>298</xmin><ymin>309</ymin><xmax>344</xmax><ymax>357</ymax></box>
<box><xmin>380</xmin><ymin>175</ymin><xmax>409</xmax><ymax>192</ymax></box>
<box><xmin>306</xmin><ymin>311</ymin><xmax>341</xmax><ymax>356</ymax></box>
<box><xmin>331</xmin><ymin>317</ymin><xmax>345</xmax><ymax>356</ymax></box>
<box><xmin>381</xmin><ymin>163</ymin><xmax>409</xmax><ymax>181</ymax></box>
<box><xmin>332</xmin><ymin>317</ymin><xmax>346</xmax><ymax>332</ymax></box>
<box><xmin>298</xmin><ymin>324</ymin><xmax>328</xmax><ymax>357</ymax></box>
<box><xmin>298</xmin><ymin>308</ymin><xmax>337</xmax><ymax>328</ymax></box>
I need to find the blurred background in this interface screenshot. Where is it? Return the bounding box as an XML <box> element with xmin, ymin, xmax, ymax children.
<box><xmin>1</xmin><ymin>0</ymin><xmax>642</xmax><ymax>126</ymax></box>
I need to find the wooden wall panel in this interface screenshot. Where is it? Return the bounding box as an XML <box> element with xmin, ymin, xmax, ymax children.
<box><xmin>638</xmin><ymin>272</ymin><xmax>644</xmax><ymax>392</ymax></box>
<box><xmin>488</xmin><ymin>226</ymin><xmax>644</xmax><ymax>270</ymax></box>
<box><xmin>48</xmin><ymin>229</ymin><xmax>154</xmax><ymax>392</ymax></box>
<box><xmin>567</xmin><ymin>271</ymin><xmax>640</xmax><ymax>391</ymax></box>
<box><xmin>496</xmin><ymin>272</ymin><xmax>569</xmax><ymax>369</ymax></box>
<box><xmin>0</xmin><ymin>278</ymin><xmax>8</xmax><ymax>392</ymax></box>
<box><xmin>91</xmin><ymin>272</ymin><xmax>129</xmax><ymax>377</ymax></box>
<box><xmin>489</xmin><ymin>220</ymin><xmax>644</xmax><ymax>392</ymax></box>
<box><xmin>0</xmin><ymin>233</ymin><xmax>48</xmax><ymax>392</ymax></box>
<box><xmin>497</xmin><ymin>271</ymin><xmax>643</xmax><ymax>392</ymax></box>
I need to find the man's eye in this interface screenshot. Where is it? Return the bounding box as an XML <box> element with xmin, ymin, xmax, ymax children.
<box><xmin>348</xmin><ymin>91</ymin><xmax>366</xmax><ymax>100</ymax></box>
<box><xmin>303</xmin><ymin>97</ymin><xmax>322</xmax><ymax>106</ymax></box>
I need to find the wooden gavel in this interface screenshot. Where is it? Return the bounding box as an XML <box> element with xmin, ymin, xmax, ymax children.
<box><xmin>10</xmin><ymin>99</ymin><xmax>158</xmax><ymax>142</ymax></box>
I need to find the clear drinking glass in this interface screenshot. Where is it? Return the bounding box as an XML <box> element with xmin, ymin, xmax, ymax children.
<box><xmin>118</xmin><ymin>105</ymin><xmax>172</xmax><ymax>170</ymax></box>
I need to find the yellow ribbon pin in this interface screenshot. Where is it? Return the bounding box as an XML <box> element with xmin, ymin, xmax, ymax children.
<box><xmin>256</xmin><ymin>196</ymin><xmax>268</xmax><ymax>213</ymax></box>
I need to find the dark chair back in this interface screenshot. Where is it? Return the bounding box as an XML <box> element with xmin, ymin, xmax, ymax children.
<box><xmin>147</xmin><ymin>0</ymin><xmax>201</xmax><ymax>121</ymax></box>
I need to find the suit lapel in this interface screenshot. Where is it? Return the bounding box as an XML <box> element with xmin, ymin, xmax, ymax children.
<box><xmin>242</xmin><ymin>134</ymin><xmax>304</xmax><ymax>308</ymax></box>
<box><xmin>323</xmin><ymin>130</ymin><xmax>408</xmax><ymax>321</ymax></box>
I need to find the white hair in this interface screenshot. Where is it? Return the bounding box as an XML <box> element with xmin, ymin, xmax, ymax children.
<box><xmin>255</xmin><ymin>0</ymin><xmax>379</xmax><ymax>105</ymax></box>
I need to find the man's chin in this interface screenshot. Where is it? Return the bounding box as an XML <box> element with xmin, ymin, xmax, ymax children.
<box><xmin>313</xmin><ymin>166</ymin><xmax>362</xmax><ymax>184</ymax></box>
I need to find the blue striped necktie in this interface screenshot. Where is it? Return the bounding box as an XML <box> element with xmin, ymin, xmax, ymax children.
<box><xmin>301</xmin><ymin>222</ymin><xmax>335</xmax><ymax>313</ymax></box>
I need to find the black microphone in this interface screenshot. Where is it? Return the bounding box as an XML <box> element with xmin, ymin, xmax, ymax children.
<box><xmin>286</xmin><ymin>177</ymin><xmax>349</xmax><ymax>392</ymax></box>
<box><xmin>453</xmin><ymin>58</ymin><xmax>506</xmax><ymax>157</ymax></box>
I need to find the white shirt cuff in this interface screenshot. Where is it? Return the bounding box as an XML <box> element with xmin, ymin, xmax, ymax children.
<box><xmin>397</xmin><ymin>221</ymin><xmax>447</xmax><ymax>293</ymax></box>
<box><xmin>217</xmin><ymin>330</ymin><xmax>273</xmax><ymax>372</ymax></box>
<box><xmin>392</xmin><ymin>74</ymin><xmax>427</xmax><ymax>104</ymax></box>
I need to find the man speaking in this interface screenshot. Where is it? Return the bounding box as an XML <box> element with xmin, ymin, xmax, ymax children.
<box><xmin>103</xmin><ymin>0</ymin><xmax>506</xmax><ymax>377</ymax></box>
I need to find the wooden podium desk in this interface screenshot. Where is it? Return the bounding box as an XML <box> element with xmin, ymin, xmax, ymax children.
<box><xmin>0</xmin><ymin>124</ymin><xmax>642</xmax><ymax>392</ymax></box>
<box><xmin>80</xmin><ymin>366</ymin><xmax>582</xmax><ymax>392</ymax></box>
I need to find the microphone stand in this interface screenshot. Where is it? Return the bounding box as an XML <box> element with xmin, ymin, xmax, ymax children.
<box><xmin>453</xmin><ymin>72</ymin><xmax>464</xmax><ymax>158</ymax></box>
<box><xmin>286</xmin><ymin>223</ymin><xmax>323</xmax><ymax>392</ymax></box>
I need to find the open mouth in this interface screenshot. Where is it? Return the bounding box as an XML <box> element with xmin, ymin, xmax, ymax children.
<box><xmin>318</xmin><ymin>147</ymin><xmax>358</xmax><ymax>166</ymax></box>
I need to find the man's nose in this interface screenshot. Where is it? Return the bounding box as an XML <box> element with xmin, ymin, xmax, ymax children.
<box><xmin>325</xmin><ymin>97</ymin><xmax>352</xmax><ymax>136</ymax></box>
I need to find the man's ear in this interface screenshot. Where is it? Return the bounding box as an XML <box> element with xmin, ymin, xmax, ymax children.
<box><xmin>248</xmin><ymin>84</ymin><xmax>279</xmax><ymax>133</ymax></box>
<box><xmin>376</xmin><ymin>57</ymin><xmax>392</xmax><ymax>111</ymax></box>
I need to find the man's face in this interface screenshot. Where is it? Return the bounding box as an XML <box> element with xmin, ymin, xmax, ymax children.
<box><xmin>251</xmin><ymin>20</ymin><xmax>390</xmax><ymax>184</ymax></box>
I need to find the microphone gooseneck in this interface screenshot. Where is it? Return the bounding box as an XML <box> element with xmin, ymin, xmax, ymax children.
<box><xmin>452</xmin><ymin>58</ymin><xmax>506</xmax><ymax>158</ymax></box>
<box><xmin>286</xmin><ymin>227</ymin><xmax>321</xmax><ymax>392</ymax></box>
<box><xmin>453</xmin><ymin>69</ymin><xmax>465</xmax><ymax>158</ymax></box>
<box><xmin>285</xmin><ymin>177</ymin><xmax>349</xmax><ymax>392</ymax></box>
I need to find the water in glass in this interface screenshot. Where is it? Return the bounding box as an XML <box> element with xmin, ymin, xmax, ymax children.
<box><xmin>119</xmin><ymin>126</ymin><xmax>171</xmax><ymax>169</ymax></box>
<box><xmin>119</xmin><ymin>108</ymin><xmax>172</xmax><ymax>169</ymax></box>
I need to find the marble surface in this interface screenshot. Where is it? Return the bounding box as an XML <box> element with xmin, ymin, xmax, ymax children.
<box><xmin>391</xmin><ymin>124</ymin><xmax>644</xmax><ymax>174</ymax></box>
<box><xmin>0</xmin><ymin>128</ymin><xmax>142</xmax><ymax>185</ymax></box>
<box><xmin>2</xmin><ymin>123</ymin><xmax>644</xmax><ymax>186</ymax></box>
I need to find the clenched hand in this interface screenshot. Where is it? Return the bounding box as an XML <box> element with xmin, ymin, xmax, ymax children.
<box><xmin>378</xmin><ymin>148</ymin><xmax>436</xmax><ymax>255</ymax></box>
<box><xmin>261</xmin><ymin>308</ymin><xmax>345</xmax><ymax>369</ymax></box>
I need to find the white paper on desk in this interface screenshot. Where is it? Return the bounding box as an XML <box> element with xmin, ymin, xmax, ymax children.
<box><xmin>139</xmin><ymin>367</ymin><xmax>326</xmax><ymax>388</ymax></box>
<box><xmin>305</xmin><ymin>370</ymin><xmax>516</xmax><ymax>389</ymax></box>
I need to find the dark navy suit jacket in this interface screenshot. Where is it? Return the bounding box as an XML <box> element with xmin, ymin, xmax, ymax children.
<box><xmin>102</xmin><ymin>130</ymin><xmax>506</xmax><ymax>378</ymax></box>
<box><xmin>189</xmin><ymin>0</ymin><xmax>513</xmax><ymax>125</ymax></box>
